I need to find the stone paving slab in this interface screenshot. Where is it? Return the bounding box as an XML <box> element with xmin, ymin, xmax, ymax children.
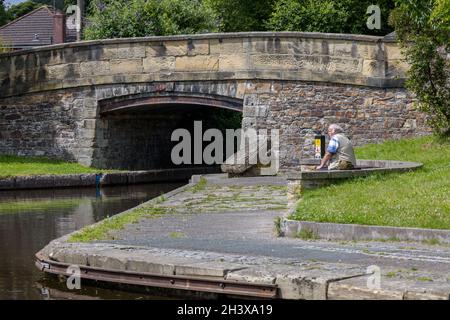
<box><xmin>327</xmin><ymin>273</ymin><xmax>450</xmax><ymax>300</ymax></box>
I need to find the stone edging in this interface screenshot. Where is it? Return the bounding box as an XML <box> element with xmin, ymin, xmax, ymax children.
<box><xmin>285</xmin><ymin>160</ymin><xmax>423</xmax><ymax>189</ymax></box>
<box><xmin>0</xmin><ymin>167</ymin><xmax>219</xmax><ymax>190</ymax></box>
<box><xmin>0</xmin><ymin>31</ymin><xmax>391</xmax><ymax>58</ymax></box>
<box><xmin>282</xmin><ymin>219</ymin><xmax>450</xmax><ymax>244</ymax></box>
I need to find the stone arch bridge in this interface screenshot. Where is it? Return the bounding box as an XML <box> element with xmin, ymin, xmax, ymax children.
<box><xmin>0</xmin><ymin>32</ymin><xmax>429</xmax><ymax>170</ymax></box>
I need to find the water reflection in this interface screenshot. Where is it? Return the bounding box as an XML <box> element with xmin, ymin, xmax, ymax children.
<box><xmin>0</xmin><ymin>183</ymin><xmax>184</xmax><ymax>300</ymax></box>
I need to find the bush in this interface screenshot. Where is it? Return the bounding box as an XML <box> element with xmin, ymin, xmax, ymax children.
<box><xmin>389</xmin><ymin>0</ymin><xmax>449</xmax><ymax>136</ymax></box>
<box><xmin>266</xmin><ymin>0</ymin><xmax>395</xmax><ymax>35</ymax></box>
<box><xmin>84</xmin><ymin>0</ymin><xmax>218</xmax><ymax>39</ymax></box>
<box><xmin>205</xmin><ymin>0</ymin><xmax>275</xmax><ymax>32</ymax></box>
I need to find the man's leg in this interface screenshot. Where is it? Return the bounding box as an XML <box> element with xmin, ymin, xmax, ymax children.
<box><xmin>337</xmin><ymin>160</ymin><xmax>354</xmax><ymax>170</ymax></box>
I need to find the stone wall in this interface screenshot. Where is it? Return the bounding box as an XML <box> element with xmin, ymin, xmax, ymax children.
<box><xmin>0</xmin><ymin>33</ymin><xmax>431</xmax><ymax>171</ymax></box>
<box><xmin>242</xmin><ymin>81</ymin><xmax>430</xmax><ymax>167</ymax></box>
<box><xmin>0</xmin><ymin>79</ymin><xmax>430</xmax><ymax>170</ymax></box>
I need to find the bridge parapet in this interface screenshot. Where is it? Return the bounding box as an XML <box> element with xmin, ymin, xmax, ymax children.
<box><xmin>0</xmin><ymin>32</ymin><xmax>406</xmax><ymax>98</ymax></box>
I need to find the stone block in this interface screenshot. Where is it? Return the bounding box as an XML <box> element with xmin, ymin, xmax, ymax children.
<box><xmin>357</xmin><ymin>43</ymin><xmax>382</xmax><ymax>60</ymax></box>
<box><xmin>225</xmin><ymin>269</ymin><xmax>276</xmax><ymax>285</ymax></box>
<box><xmin>14</xmin><ymin>175</ymin><xmax>55</xmax><ymax>189</ymax></box>
<box><xmin>164</xmin><ymin>40</ymin><xmax>188</xmax><ymax>56</ymax></box>
<box><xmin>251</xmin><ymin>54</ymin><xmax>302</xmax><ymax>70</ymax></box>
<box><xmin>403</xmin><ymin>290</ymin><xmax>449</xmax><ymax>300</ymax></box>
<box><xmin>100</xmin><ymin>173</ymin><xmax>128</xmax><ymax>186</ymax></box>
<box><xmin>362</xmin><ymin>59</ymin><xmax>381</xmax><ymax>77</ymax></box>
<box><xmin>210</xmin><ymin>38</ymin><xmax>245</xmax><ymax>54</ymax></box>
<box><xmin>79</xmin><ymin>129</ymin><xmax>96</xmax><ymax>139</ymax></box>
<box><xmin>385</xmin><ymin>43</ymin><xmax>404</xmax><ymax>61</ymax></box>
<box><xmin>109</xmin><ymin>59</ymin><xmax>143</xmax><ymax>74</ymax></box>
<box><xmin>327</xmin><ymin>281</ymin><xmax>404</xmax><ymax>300</ymax></box>
<box><xmin>117</xmin><ymin>44</ymin><xmax>146</xmax><ymax>59</ymax></box>
<box><xmin>46</xmin><ymin>63</ymin><xmax>80</xmax><ymax>80</ymax></box>
<box><xmin>80</xmin><ymin>61</ymin><xmax>110</xmax><ymax>76</ymax></box>
<box><xmin>218</xmin><ymin>54</ymin><xmax>248</xmax><ymax>71</ymax></box>
<box><xmin>83</xmin><ymin>119</ymin><xmax>96</xmax><ymax>130</ymax></box>
<box><xmin>175</xmin><ymin>261</ymin><xmax>244</xmax><ymax>278</ymax></box>
<box><xmin>126</xmin><ymin>260</ymin><xmax>176</xmax><ymax>275</ymax></box>
<box><xmin>52</xmin><ymin>175</ymin><xmax>83</xmax><ymax>188</ymax></box>
<box><xmin>187</xmin><ymin>39</ymin><xmax>209</xmax><ymax>56</ymax></box>
<box><xmin>101</xmin><ymin>45</ymin><xmax>118</xmax><ymax>59</ymax></box>
<box><xmin>143</xmin><ymin>56</ymin><xmax>175</xmax><ymax>72</ymax></box>
<box><xmin>175</xmin><ymin>56</ymin><xmax>219</xmax><ymax>72</ymax></box>
<box><xmin>275</xmin><ymin>274</ymin><xmax>328</xmax><ymax>300</ymax></box>
<box><xmin>77</xmin><ymin>174</ymin><xmax>96</xmax><ymax>186</ymax></box>
<box><xmin>87</xmin><ymin>253</ymin><xmax>127</xmax><ymax>271</ymax></box>
<box><xmin>235</xmin><ymin>82</ymin><xmax>247</xmax><ymax>99</ymax></box>
<box><xmin>243</xmin><ymin>105</ymin><xmax>256</xmax><ymax>117</ymax></box>
<box><xmin>244</xmin><ymin>82</ymin><xmax>272</xmax><ymax>94</ymax></box>
<box><xmin>255</xmin><ymin>105</ymin><xmax>268</xmax><ymax>117</ymax></box>
<box><xmin>332</xmin><ymin>41</ymin><xmax>354</xmax><ymax>57</ymax></box>
<box><xmin>243</xmin><ymin>94</ymin><xmax>258</xmax><ymax>107</ymax></box>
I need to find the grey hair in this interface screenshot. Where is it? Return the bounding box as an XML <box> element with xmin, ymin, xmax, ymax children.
<box><xmin>328</xmin><ymin>124</ymin><xmax>343</xmax><ymax>133</ymax></box>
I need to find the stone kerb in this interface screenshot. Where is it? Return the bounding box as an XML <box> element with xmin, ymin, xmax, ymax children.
<box><xmin>286</xmin><ymin>159</ymin><xmax>422</xmax><ymax>189</ymax></box>
<box><xmin>0</xmin><ymin>32</ymin><xmax>406</xmax><ymax>98</ymax></box>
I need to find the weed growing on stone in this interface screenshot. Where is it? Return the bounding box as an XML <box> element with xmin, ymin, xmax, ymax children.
<box><xmin>169</xmin><ymin>232</ymin><xmax>185</xmax><ymax>239</ymax></box>
<box><xmin>422</xmin><ymin>238</ymin><xmax>441</xmax><ymax>245</ymax></box>
<box><xmin>417</xmin><ymin>276</ymin><xmax>433</xmax><ymax>282</ymax></box>
<box><xmin>273</xmin><ymin>216</ymin><xmax>283</xmax><ymax>237</ymax></box>
<box><xmin>68</xmin><ymin>205</ymin><xmax>173</xmax><ymax>242</ymax></box>
<box><xmin>189</xmin><ymin>177</ymin><xmax>208</xmax><ymax>193</ymax></box>
<box><xmin>296</xmin><ymin>228</ymin><xmax>319</xmax><ymax>240</ymax></box>
<box><xmin>385</xmin><ymin>271</ymin><xmax>397</xmax><ymax>278</ymax></box>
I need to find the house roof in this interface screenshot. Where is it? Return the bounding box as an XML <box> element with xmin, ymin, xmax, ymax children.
<box><xmin>0</xmin><ymin>6</ymin><xmax>76</xmax><ymax>49</ymax></box>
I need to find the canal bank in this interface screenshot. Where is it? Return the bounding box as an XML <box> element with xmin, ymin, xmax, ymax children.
<box><xmin>35</xmin><ymin>174</ymin><xmax>450</xmax><ymax>300</ymax></box>
<box><xmin>0</xmin><ymin>167</ymin><xmax>219</xmax><ymax>190</ymax></box>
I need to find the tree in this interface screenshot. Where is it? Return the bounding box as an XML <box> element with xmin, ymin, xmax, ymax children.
<box><xmin>0</xmin><ymin>0</ymin><xmax>8</xmax><ymax>26</ymax></box>
<box><xmin>204</xmin><ymin>0</ymin><xmax>275</xmax><ymax>32</ymax></box>
<box><xmin>83</xmin><ymin>0</ymin><xmax>218</xmax><ymax>39</ymax></box>
<box><xmin>266</xmin><ymin>0</ymin><xmax>395</xmax><ymax>36</ymax></box>
<box><xmin>6</xmin><ymin>1</ymin><xmax>41</xmax><ymax>21</ymax></box>
<box><xmin>33</xmin><ymin>0</ymin><xmax>65</xmax><ymax>10</ymax></box>
<box><xmin>389</xmin><ymin>0</ymin><xmax>449</xmax><ymax>136</ymax></box>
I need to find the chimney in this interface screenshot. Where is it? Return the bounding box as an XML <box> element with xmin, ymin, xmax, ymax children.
<box><xmin>53</xmin><ymin>13</ymin><xmax>66</xmax><ymax>44</ymax></box>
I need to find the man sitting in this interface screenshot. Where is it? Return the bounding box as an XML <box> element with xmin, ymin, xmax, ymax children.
<box><xmin>316</xmin><ymin>124</ymin><xmax>356</xmax><ymax>170</ymax></box>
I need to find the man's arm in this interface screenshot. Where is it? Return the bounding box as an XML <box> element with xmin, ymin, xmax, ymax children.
<box><xmin>316</xmin><ymin>152</ymin><xmax>332</xmax><ymax>170</ymax></box>
<box><xmin>316</xmin><ymin>136</ymin><xmax>339</xmax><ymax>170</ymax></box>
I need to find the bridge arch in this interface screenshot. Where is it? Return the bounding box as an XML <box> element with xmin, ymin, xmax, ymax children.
<box><xmin>98</xmin><ymin>92</ymin><xmax>243</xmax><ymax>115</ymax></box>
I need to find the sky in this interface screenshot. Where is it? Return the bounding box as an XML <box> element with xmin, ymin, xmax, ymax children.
<box><xmin>6</xmin><ymin>0</ymin><xmax>31</xmax><ymax>6</ymax></box>
<box><xmin>6</xmin><ymin>0</ymin><xmax>46</xmax><ymax>6</ymax></box>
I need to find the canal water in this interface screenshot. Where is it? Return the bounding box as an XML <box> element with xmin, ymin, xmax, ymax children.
<box><xmin>0</xmin><ymin>182</ymin><xmax>184</xmax><ymax>300</ymax></box>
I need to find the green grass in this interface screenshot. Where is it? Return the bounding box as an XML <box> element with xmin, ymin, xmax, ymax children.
<box><xmin>0</xmin><ymin>155</ymin><xmax>117</xmax><ymax>177</ymax></box>
<box><xmin>169</xmin><ymin>232</ymin><xmax>185</xmax><ymax>239</ymax></box>
<box><xmin>189</xmin><ymin>176</ymin><xmax>208</xmax><ymax>193</ymax></box>
<box><xmin>68</xmin><ymin>205</ymin><xmax>173</xmax><ymax>242</ymax></box>
<box><xmin>291</xmin><ymin>136</ymin><xmax>450</xmax><ymax>230</ymax></box>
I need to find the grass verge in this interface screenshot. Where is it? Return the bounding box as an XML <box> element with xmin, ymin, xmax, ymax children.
<box><xmin>68</xmin><ymin>205</ymin><xmax>174</xmax><ymax>242</ymax></box>
<box><xmin>0</xmin><ymin>155</ymin><xmax>117</xmax><ymax>178</ymax></box>
<box><xmin>290</xmin><ymin>135</ymin><xmax>450</xmax><ymax>230</ymax></box>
